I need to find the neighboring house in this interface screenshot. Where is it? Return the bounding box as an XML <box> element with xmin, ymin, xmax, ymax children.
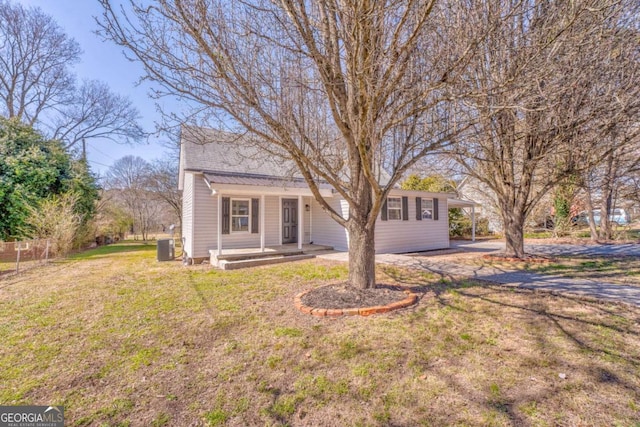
<box><xmin>179</xmin><ymin>127</ymin><xmax>463</xmax><ymax>266</ymax></box>
<box><xmin>457</xmin><ymin>176</ymin><xmax>502</xmax><ymax>233</ymax></box>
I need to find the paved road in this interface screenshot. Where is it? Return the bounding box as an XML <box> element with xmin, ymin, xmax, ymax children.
<box><xmin>451</xmin><ymin>240</ymin><xmax>640</xmax><ymax>257</ymax></box>
<box><xmin>318</xmin><ymin>240</ymin><xmax>640</xmax><ymax>307</ymax></box>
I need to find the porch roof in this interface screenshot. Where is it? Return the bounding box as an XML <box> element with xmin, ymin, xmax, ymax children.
<box><xmin>448</xmin><ymin>198</ymin><xmax>478</xmax><ymax>208</ymax></box>
<box><xmin>202</xmin><ymin>171</ymin><xmax>334</xmax><ymax>197</ymax></box>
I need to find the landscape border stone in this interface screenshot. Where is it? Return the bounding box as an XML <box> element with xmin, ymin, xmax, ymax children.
<box><xmin>295</xmin><ymin>287</ymin><xmax>418</xmax><ymax>318</ymax></box>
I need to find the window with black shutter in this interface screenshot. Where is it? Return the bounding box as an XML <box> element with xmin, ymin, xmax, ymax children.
<box><xmin>221</xmin><ymin>197</ymin><xmax>230</xmax><ymax>234</ymax></box>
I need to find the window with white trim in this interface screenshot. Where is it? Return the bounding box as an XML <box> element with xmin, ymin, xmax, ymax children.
<box><xmin>421</xmin><ymin>198</ymin><xmax>434</xmax><ymax>220</ymax></box>
<box><xmin>231</xmin><ymin>199</ymin><xmax>250</xmax><ymax>232</ymax></box>
<box><xmin>387</xmin><ymin>197</ymin><xmax>402</xmax><ymax>220</ymax></box>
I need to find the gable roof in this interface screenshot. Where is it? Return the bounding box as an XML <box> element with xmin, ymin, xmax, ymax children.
<box><xmin>179</xmin><ymin>125</ymin><xmax>395</xmax><ymax>191</ymax></box>
<box><xmin>179</xmin><ymin>126</ymin><xmax>303</xmax><ymax>189</ymax></box>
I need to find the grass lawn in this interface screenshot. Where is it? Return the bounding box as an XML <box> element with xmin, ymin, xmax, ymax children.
<box><xmin>1</xmin><ymin>241</ymin><xmax>639</xmax><ymax>426</ymax></box>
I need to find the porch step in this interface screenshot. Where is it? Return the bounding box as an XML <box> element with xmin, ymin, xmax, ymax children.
<box><xmin>218</xmin><ymin>253</ymin><xmax>315</xmax><ymax>270</ymax></box>
<box><xmin>216</xmin><ymin>250</ymin><xmax>305</xmax><ymax>262</ymax></box>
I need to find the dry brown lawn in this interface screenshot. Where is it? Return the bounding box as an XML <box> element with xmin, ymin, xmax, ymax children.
<box><xmin>1</xmin><ymin>241</ymin><xmax>639</xmax><ymax>426</ymax></box>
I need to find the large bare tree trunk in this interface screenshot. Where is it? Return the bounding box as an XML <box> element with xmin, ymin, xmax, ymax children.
<box><xmin>502</xmin><ymin>206</ymin><xmax>526</xmax><ymax>258</ymax></box>
<box><xmin>348</xmin><ymin>222</ymin><xmax>376</xmax><ymax>289</ymax></box>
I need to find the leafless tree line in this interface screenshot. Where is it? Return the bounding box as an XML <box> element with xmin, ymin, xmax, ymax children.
<box><xmin>447</xmin><ymin>0</ymin><xmax>639</xmax><ymax>254</ymax></box>
<box><xmin>101</xmin><ymin>155</ymin><xmax>181</xmax><ymax>241</ymax></box>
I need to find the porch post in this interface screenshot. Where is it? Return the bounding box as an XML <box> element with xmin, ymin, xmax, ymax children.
<box><xmin>298</xmin><ymin>195</ymin><xmax>303</xmax><ymax>250</ymax></box>
<box><xmin>217</xmin><ymin>192</ymin><xmax>222</xmax><ymax>256</ymax></box>
<box><xmin>471</xmin><ymin>205</ymin><xmax>476</xmax><ymax>242</ymax></box>
<box><xmin>260</xmin><ymin>195</ymin><xmax>265</xmax><ymax>252</ymax></box>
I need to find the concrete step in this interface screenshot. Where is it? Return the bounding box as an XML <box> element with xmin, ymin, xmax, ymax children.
<box><xmin>216</xmin><ymin>250</ymin><xmax>305</xmax><ymax>262</ymax></box>
<box><xmin>218</xmin><ymin>253</ymin><xmax>315</xmax><ymax>270</ymax></box>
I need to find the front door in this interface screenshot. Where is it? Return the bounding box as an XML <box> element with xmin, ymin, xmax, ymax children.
<box><xmin>282</xmin><ymin>199</ymin><xmax>298</xmax><ymax>244</ymax></box>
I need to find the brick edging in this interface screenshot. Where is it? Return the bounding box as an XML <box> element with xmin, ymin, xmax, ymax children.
<box><xmin>294</xmin><ymin>287</ymin><xmax>418</xmax><ymax>318</ymax></box>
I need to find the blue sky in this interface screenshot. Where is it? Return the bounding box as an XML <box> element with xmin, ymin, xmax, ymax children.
<box><xmin>17</xmin><ymin>0</ymin><xmax>176</xmax><ymax>175</ymax></box>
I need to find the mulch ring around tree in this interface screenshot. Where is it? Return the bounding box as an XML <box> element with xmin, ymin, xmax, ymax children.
<box><xmin>295</xmin><ymin>283</ymin><xmax>418</xmax><ymax>318</ymax></box>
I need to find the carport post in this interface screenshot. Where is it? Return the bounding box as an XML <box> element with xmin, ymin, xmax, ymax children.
<box><xmin>472</xmin><ymin>206</ymin><xmax>476</xmax><ymax>242</ymax></box>
<box><xmin>217</xmin><ymin>192</ymin><xmax>222</xmax><ymax>257</ymax></box>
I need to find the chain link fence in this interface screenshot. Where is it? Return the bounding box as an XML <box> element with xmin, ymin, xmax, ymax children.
<box><xmin>0</xmin><ymin>239</ymin><xmax>50</xmax><ymax>276</ymax></box>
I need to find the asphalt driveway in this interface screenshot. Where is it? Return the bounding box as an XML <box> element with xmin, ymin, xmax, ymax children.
<box><xmin>319</xmin><ymin>239</ymin><xmax>640</xmax><ymax>307</ymax></box>
<box><xmin>451</xmin><ymin>239</ymin><xmax>640</xmax><ymax>257</ymax></box>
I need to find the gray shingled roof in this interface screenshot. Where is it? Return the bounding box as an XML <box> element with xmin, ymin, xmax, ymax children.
<box><xmin>180</xmin><ymin>126</ymin><xmax>300</xmax><ymax>179</ymax></box>
<box><xmin>179</xmin><ymin>126</ymin><xmax>393</xmax><ymax>189</ymax></box>
<box><xmin>204</xmin><ymin>172</ymin><xmax>333</xmax><ymax>190</ymax></box>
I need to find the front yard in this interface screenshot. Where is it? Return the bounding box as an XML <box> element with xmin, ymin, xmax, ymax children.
<box><xmin>1</xmin><ymin>242</ymin><xmax>639</xmax><ymax>426</ymax></box>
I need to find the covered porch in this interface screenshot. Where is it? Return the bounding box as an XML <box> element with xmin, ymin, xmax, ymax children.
<box><xmin>202</xmin><ymin>172</ymin><xmax>335</xmax><ymax>268</ymax></box>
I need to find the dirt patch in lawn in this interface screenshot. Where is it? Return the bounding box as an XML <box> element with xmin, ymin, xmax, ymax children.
<box><xmin>482</xmin><ymin>253</ymin><xmax>556</xmax><ymax>263</ymax></box>
<box><xmin>300</xmin><ymin>283</ymin><xmax>409</xmax><ymax>309</ymax></box>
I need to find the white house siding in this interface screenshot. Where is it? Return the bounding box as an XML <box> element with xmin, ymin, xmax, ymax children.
<box><xmin>264</xmin><ymin>196</ymin><xmax>280</xmax><ymax>246</ymax></box>
<box><xmin>192</xmin><ymin>176</ymin><xmax>217</xmax><ymax>258</ymax></box>
<box><xmin>181</xmin><ymin>173</ymin><xmax>195</xmax><ymax>258</ymax></box>
<box><xmin>375</xmin><ymin>195</ymin><xmax>449</xmax><ymax>253</ymax></box>
<box><xmin>310</xmin><ymin>197</ymin><xmax>349</xmax><ymax>251</ymax></box>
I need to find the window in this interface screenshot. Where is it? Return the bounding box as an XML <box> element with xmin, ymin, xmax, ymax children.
<box><xmin>421</xmin><ymin>198</ymin><xmax>433</xmax><ymax>220</ymax></box>
<box><xmin>387</xmin><ymin>197</ymin><xmax>402</xmax><ymax>220</ymax></box>
<box><xmin>231</xmin><ymin>199</ymin><xmax>250</xmax><ymax>232</ymax></box>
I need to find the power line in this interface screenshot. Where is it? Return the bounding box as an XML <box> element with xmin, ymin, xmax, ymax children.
<box><xmin>86</xmin><ymin>140</ymin><xmax>117</xmax><ymax>161</ymax></box>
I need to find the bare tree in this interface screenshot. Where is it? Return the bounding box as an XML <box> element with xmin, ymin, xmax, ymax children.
<box><xmin>583</xmin><ymin>127</ymin><xmax>640</xmax><ymax>240</ymax></box>
<box><xmin>0</xmin><ymin>0</ymin><xmax>143</xmax><ymax>148</ymax></box>
<box><xmin>448</xmin><ymin>0</ymin><xmax>639</xmax><ymax>257</ymax></box>
<box><xmin>147</xmin><ymin>157</ymin><xmax>182</xmax><ymax>231</ymax></box>
<box><xmin>98</xmin><ymin>0</ymin><xmax>482</xmax><ymax>288</ymax></box>
<box><xmin>50</xmin><ymin>79</ymin><xmax>144</xmax><ymax>149</ymax></box>
<box><xmin>104</xmin><ymin>155</ymin><xmax>181</xmax><ymax>241</ymax></box>
<box><xmin>0</xmin><ymin>0</ymin><xmax>79</xmax><ymax>124</ymax></box>
<box><xmin>104</xmin><ymin>155</ymin><xmax>155</xmax><ymax>240</ymax></box>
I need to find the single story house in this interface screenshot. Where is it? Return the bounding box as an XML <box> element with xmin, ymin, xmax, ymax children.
<box><xmin>178</xmin><ymin>127</ymin><xmax>474</xmax><ymax>267</ymax></box>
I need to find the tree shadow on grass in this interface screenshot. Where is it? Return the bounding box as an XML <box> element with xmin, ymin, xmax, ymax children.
<box><xmin>380</xmin><ymin>262</ymin><xmax>640</xmax><ymax>425</ymax></box>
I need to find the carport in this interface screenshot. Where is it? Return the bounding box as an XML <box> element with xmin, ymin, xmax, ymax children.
<box><xmin>448</xmin><ymin>198</ymin><xmax>479</xmax><ymax>242</ymax></box>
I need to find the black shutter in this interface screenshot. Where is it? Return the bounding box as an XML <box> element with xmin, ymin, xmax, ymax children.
<box><xmin>251</xmin><ymin>198</ymin><xmax>259</xmax><ymax>234</ymax></box>
<box><xmin>381</xmin><ymin>198</ymin><xmax>388</xmax><ymax>221</ymax></box>
<box><xmin>416</xmin><ymin>197</ymin><xmax>422</xmax><ymax>221</ymax></box>
<box><xmin>222</xmin><ymin>197</ymin><xmax>230</xmax><ymax>234</ymax></box>
<box><xmin>402</xmin><ymin>196</ymin><xmax>409</xmax><ymax>221</ymax></box>
<box><xmin>433</xmin><ymin>198</ymin><xmax>439</xmax><ymax>220</ymax></box>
